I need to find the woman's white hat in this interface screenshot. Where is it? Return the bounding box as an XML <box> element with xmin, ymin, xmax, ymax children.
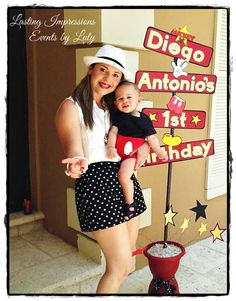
<box><xmin>83</xmin><ymin>45</ymin><xmax>133</xmax><ymax>81</ymax></box>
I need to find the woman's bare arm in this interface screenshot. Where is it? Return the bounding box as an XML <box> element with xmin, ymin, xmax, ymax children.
<box><xmin>55</xmin><ymin>99</ymin><xmax>87</xmax><ymax>178</ymax></box>
<box><xmin>55</xmin><ymin>99</ymin><xmax>84</xmax><ymax>158</ymax></box>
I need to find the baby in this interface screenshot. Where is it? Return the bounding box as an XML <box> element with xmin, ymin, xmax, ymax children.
<box><xmin>107</xmin><ymin>81</ymin><xmax>168</xmax><ymax>220</ymax></box>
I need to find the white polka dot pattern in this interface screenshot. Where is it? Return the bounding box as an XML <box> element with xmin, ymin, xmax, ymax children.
<box><xmin>75</xmin><ymin>161</ymin><xmax>147</xmax><ymax>232</ymax></box>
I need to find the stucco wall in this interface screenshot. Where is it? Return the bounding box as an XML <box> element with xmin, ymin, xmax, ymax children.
<box><xmin>26</xmin><ymin>8</ymin><xmax>80</xmax><ymax>246</ymax></box>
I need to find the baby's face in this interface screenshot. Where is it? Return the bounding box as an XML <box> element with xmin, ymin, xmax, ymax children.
<box><xmin>115</xmin><ymin>84</ymin><xmax>140</xmax><ymax>114</ymax></box>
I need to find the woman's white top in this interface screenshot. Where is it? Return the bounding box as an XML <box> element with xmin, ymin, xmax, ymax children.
<box><xmin>68</xmin><ymin>96</ymin><xmax>120</xmax><ymax>164</ymax></box>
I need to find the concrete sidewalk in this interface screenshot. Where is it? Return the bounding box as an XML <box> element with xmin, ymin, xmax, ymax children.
<box><xmin>9</xmin><ymin>227</ymin><xmax>228</xmax><ymax>295</ymax></box>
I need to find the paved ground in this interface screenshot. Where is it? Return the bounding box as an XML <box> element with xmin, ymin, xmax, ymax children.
<box><xmin>9</xmin><ymin>228</ymin><xmax>228</xmax><ymax>295</ymax></box>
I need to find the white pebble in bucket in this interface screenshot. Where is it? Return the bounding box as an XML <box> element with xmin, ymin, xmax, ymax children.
<box><xmin>147</xmin><ymin>243</ymin><xmax>182</xmax><ymax>258</ymax></box>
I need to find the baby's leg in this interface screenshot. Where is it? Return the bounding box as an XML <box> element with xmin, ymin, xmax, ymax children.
<box><xmin>118</xmin><ymin>158</ymin><xmax>136</xmax><ymax>205</ymax></box>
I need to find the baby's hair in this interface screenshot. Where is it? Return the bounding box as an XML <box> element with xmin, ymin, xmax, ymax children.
<box><xmin>116</xmin><ymin>80</ymin><xmax>141</xmax><ymax>96</ymax></box>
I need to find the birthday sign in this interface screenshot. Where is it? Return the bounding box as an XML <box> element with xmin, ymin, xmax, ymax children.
<box><xmin>145</xmin><ymin>139</ymin><xmax>214</xmax><ymax>166</ymax></box>
<box><xmin>136</xmin><ymin>71</ymin><xmax>217</xmax><ymax>94</ymax></box>
<box><xmin>137</xmin><ymin>24</ymin><xmax>224</xmax><ymax>248</ymax></box>
<box><xmin>142</xmin><ymin>108</ymin><xmax>206</xmax><ymax>129</ymax></box>
<box><xmin>143</xmin><ymin>26</ymin><xmax>213</xmax><ymax>67</ymax></box>
<box><xmin>138</xmin><ymin>25</ymin><xmax>215</xmax><ymax>168</ymax></box>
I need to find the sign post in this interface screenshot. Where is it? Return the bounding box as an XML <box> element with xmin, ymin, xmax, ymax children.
<box><xmin>163</xmin><ymin>127</ymin><xmax>174</xmax><ymax>247</ymax></box>
<box><xmin>133</xmin><ymin>25</ymin><xmax>217</xmax><ymax>295</ymax></box>
<box><xmin>136</xmin><ymin>26</ymin><xmax>216</xmax><ymax>246</ymax></box>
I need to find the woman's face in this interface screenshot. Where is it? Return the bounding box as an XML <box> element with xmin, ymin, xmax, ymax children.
<box><xmin>89</xmin><ymin>63</ymin><xmax>123</xmax><ymax>101</ymax></box>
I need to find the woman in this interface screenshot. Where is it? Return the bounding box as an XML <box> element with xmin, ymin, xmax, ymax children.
<box><xmin>55</xmin><ymin>45</ymin><xmax>149</xmax><ymax>293</ymax></box>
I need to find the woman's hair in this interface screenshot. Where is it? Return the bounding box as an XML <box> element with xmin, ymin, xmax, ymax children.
<box><xmin>72</xmin><ymin>64</ymin><xmax>122</xmax><ymax>129</ymax></box>
<box><xmin>71</xmin><ymin>73</ymin><xmax>94</xmax><ymax>129</ymax></box>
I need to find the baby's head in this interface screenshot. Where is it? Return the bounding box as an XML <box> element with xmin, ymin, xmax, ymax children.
<box><xmin>114</xmin><ymin>81</ymin><xmax>141</xmax><ymax>114</ymax></box>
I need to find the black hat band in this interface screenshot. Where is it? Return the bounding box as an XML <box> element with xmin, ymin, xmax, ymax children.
<box><xmin>98</xmin><ymin>56</ymin><xmax>124</xmax><ymax>69</ymax></box>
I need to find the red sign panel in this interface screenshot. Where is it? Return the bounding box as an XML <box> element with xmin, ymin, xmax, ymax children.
<box><xmin>143</xmin><ymin>27</ymin><xmax>213</xmax><ymax>67</ymax></box>
<box><xmin>135</xmin><ymin>71</ymin><xmax>217</xmax><ymax>94</ymax></box>
<box><xmin>142</xmin><ymin>108</ymin><xmax>206</xmax><ymax>129</ymax></box>
<box><xmin>144</xmin><ymin>139</ymin><xmax>214</xmax><ymax>166</ymax></box>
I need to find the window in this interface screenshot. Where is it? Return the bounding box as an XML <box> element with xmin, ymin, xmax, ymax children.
<box><xmin>206</xmin><ymin>9</ymin><xmax>228</xmax><ymax>200</ymax></box>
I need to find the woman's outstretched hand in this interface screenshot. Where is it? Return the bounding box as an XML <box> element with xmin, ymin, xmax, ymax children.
<box><xmin>62</xmin><ymin>156</ymin><xmax>88</xmax><ymax>178</ymax></box>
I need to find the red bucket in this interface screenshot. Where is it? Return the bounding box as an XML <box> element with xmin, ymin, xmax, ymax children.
<box><xmin>143</xmin><ymin>241</ymin><xmax>185</xmax><ymax>281</ymax></box>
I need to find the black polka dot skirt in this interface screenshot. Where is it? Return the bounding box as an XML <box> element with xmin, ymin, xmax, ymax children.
<box><xmin>75</xmin><ymin>161</ymin><xmax>147</xmax><ymax>232</ymax></box>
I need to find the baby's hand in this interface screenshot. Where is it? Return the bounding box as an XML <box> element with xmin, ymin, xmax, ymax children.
<box><xmin>157</xmin><ymin>150</ymin><xmax>168</xmax><ymax>162</ymax></box>
<box><xmin>107</xmin><ymin>146</ymin><xmax>118</xmax><ymax>159</ymax></box>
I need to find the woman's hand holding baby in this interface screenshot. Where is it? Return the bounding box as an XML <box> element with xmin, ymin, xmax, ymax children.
<box><xmin>107</xmin><ymin>146</ymin><xmax>118</xmax><ymax>159</ymax></box>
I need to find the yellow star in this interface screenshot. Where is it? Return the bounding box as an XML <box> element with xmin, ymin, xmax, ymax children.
<box><xmin>179</xmin><ymin>25</ymin><xmax>190</xmax><ymax>34</ymax></box>
<box><xmin>164</xmin><ymin>205</ymin><xmax>177</xmax><ymax>226</ymax></box>
<box><xmin>180</xmin><ymin>218</ymin><xmax>190</xmax><ymax>232</ymax></box>
<box><xmin>149</xmin><ymin>113</ymin><xmax>157</xmax><ymax>121</ymax></box>
<box><xmin>191</xmin><ymin>115</ymin><xmax>201</xmax><ymax>126</ymax></box>
<box><xmin>210</xmin><ymin>223</ymin><xmax>226</xmax><ymax>242</ymax></box>
<box><xmin>176</xmin><ymin>25</ymin><xmax>191</xmax><ymax>45</ymax></box>
<box><xmin>198</xmin><ymin>222</ymin><xmax>208</xmax><ymax>236</ymax></box>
